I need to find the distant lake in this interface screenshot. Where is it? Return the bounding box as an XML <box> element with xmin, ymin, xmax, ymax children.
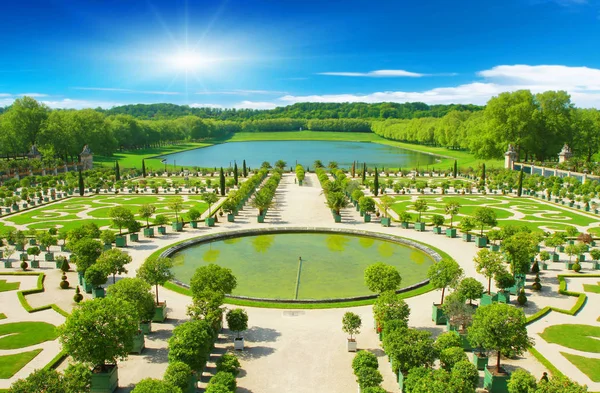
<box><xmin>158</xmin><ymin>141</ymin><xmax>440</xmax><ymax>169</ymax></box>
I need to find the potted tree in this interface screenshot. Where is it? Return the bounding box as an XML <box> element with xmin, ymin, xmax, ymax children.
<box><xmin>137</xmin><ymin>256</ymin><xmax>174</xmax><ymax>322</ymax></box>
<box><xmin>327</xmin><ymin>191</ymin><xmax>348</xmax><ymax>223</ymax></box>
<box><xmin>164</xmin><ymin>361</ymin><xmax>198</xmax><ymax>393</ymax></box>
<box><xmin>445</xmin><ymin>202</ymin><xmax>461</xmax><ymax>238</ymax></box>
<box><xmin>100</xmin><ymin>230</ymin><xmax>115</xmax><ymax>251</ymax></box>
<box><xmin>169</xmin><ymin>196</ymin><xmax>184</xmax><ymax>232</ymax></box>
<box><xmin>187</xmin><ymin>207</ymin><xmax>201</xmax><ymax>228</ymax></box>
<box><xmin>431</xmin><ymin>214</ymin><xmax>445</xmax><ymax>234</ymax></box>
<box><xmin>379</xmin><ymin>195</ymin><xmax>393</xmax><ymax>227</ymax></box>
<box><xmin>226</xmin><ymin>308</ymin><xmax>248</xmax><ymax>350</ymax></box>
<box><xmin>37</xmin><ymin>231</ymin><xmax>57</xmax><ymax>261</ymax></box>
<box><xmin>495</xmin><ymin>271</ymin><xmax>515</xmax><ymax>304</ymax></box>
<box><xmin>128</xmin><ymin>220</ymin><xmax>141</xmax><ymax>243</ymax></box>
<box><xmin>85</xmin><ymin>263</ymin><xmax>109</xmax><ymax>298</ymax></box>
<box><xmin>138</xmin><ymin>204</ymin><xmax>156</xmax><ymax>238</ymax></box>
<box><xmin>342</xmin><ymin>312</ymin><xmax>361</xmax><ymax>352</ymax></box>
<box><xmin>359</xmin><ymin>196</ymin><xmax>375</xmax><ymax>223</ymax></box>
<box><xmin>474</xmin><ymin>248</ymin><xmax>504</xmax><ymax>305</ymax></box>
<box><xmin>98</xmin><ymin>248</ymin><xmax>132</xmax><ymax>284</ymax></box>
<box><xmin>202</xmin><ymin>192</ymin><xmax>219</xmax><ymax>227</ymax></box>
<box><xmin>539</xmin><ymin>251</ymin><xmax>551</xmax><ymax>270</ymax></box>
<box><xmin>221</xmin><ymin>199</ymin><xmax>236</xmax><ymax>223</ymax></box>
<box><xmin>487</xmin><ymin>229</ymin><xmax>502</xmax><ymax>252</ymax></box>
<box><xmin>106</xmin><ymin>278</ymin><xmax>156</xmax><ymax>354</ymax></box>
<box><xmin>109</xmin><ymin>206</ymin><xmax>135</xmax><ymax>248</ymax></box>
<box><xmin>545</xmin><ymin>231</ymin><xmax>566</xmax><ymax>262</ymax></box>
<box><xmin>590</xmin><ymin>249</ymin><xmax>600</xmax><ymax>270</ymax></box>
<box><xmin>473</xmin><ymin>207</ymin><xmax>497</xmax><ymax>248</ymax></box>
<box><xmin>58</xmin><ymin>297</ymin><xmax>139</xmax><ymax>393</ymax></box>
<box><xmin>399</xmin><ymin>211</ymin><xmax>412</xmax><ymax>229</ymax></box>
<box><xmin>427</xmin><ymin>258</ymin><xmax>464</xmax><ymax>325</ymax></box>
<box><xmin>413</xmin><ymin>198</ymin><xmax>428</xmax><ymax>231</ymax></box>
<box><xmin>154</xmin><ymin>215</ymin><xmax>169</xmax><ymax>235</ymax></box>
<box><xmin>459</xmin><ymin>216</ymin><xmax>476</xmax><ymax>242</ymax></box>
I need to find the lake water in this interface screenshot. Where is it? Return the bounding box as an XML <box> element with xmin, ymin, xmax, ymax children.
<box><xmin>159</xmin><ymin>141</ymin><xmax>439</xmax><ymax>169</ymax></box>
<box><xmin>171</xmin><ymin>233</ymin><xmax>434</xmax><ymax>300</ymax></box>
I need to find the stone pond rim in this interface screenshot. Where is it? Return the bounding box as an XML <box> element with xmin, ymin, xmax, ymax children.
<box><xmin>160</xmin><ymin>226</ymin><xmax>442</xmax><ymax>304</ymax></box>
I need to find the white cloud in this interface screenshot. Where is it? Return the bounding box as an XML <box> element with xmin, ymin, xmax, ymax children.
<box><xmin>0</xmin><ymin>93</ymin><xmax>11</xmax><ymax>98</ymax></box>
<box><xmin>318</xmin><ymin>69</ymin><xmax>425</xmax><ymax>78</ymax></box>
<box><xmin>195</xmin><ymin>89</ymin><xmax>287</xmax><ymax>95</ymax></box>
<box><xmin>74</xmin><ymin>87</ymin><xmax>180</xmax><ymax>95</ymax></box>
<box><xmin>189</xmin><ymin>103</ymin><xmax>223</xmax><ymax>109</ymax></box>
<box><xmin>18</xmin><ymin>93</ymin><xmax>48</xmax><ymax>98</ymax></box>
<box><xmin>41</xmin><ymin>98</ymin><xmax>122</xmax><ymax>109</ymax></box>
<box><xmin>233</xmin><ymin>101</ymin><xmax>279</xmax><ymax>110</ymax></box>
<box><xmin>478</xmin><ymin>64</ymin><xmax>600</xmax><ymax>90</ymax></box>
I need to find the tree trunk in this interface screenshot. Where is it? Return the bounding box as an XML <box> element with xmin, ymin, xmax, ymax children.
<box><xmin>155</xmin><ymin>285</ymin><xmax>159</xmax><ymax>304</ymax></box>
<box><xmin>497</xmin><ymin>350</ymin><xmax>501</xmax><ymax>373</ymax></box>
<box><xmin>440</xmin><ymin>286</ymin><xmax>446</xmax><ymax>304</ymax></box>
<box><xmin>488</xmin><ymin>276</ymin><xmax>492</xmax><ymax>294</ymax></box>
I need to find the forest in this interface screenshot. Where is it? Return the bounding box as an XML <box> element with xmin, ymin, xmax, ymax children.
<box><xmin>0</xmin><ymin>90</ymin><xmax>598</xmax><ymax>164</ymax></box>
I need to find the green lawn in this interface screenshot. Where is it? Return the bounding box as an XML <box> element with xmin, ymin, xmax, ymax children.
<box><xmin>2</xmin><ymin>195</ymin><xmax>208</xmax><ymax>232</ymax></box>
<box><xmin>0</xmin><ymin>322</ymin><xmax>58</xmax><ymax>350</ymax></box>
<box><xmin>540</xmin><ymin>324</ymin><xmax>600</xmax><ymax>353</ymax></box>
<box><xmin>390</xmin><ymin>195</ymin><xmax>598</xmax><ymax>233</ymax></box>
<box><xmin>0</xmin><ymin>279</ymin><xmax>20</xmax><ymax>292</ymax></box>
<box><xmin>95</xmin><ymin>142</ymin><xmax>210</xmax><ymax>170</ymax></box>
<box><xmin>0</xmin><ymin>314</ymin><xmax>6</xmax><ymax>320</ymax></box>
<box><xmin>0</xmin><ymin>349</ymin><xmax>43</xmax><ymax>379</ymax></box>
<box><xmin>562</xmin><ymin>352</ymin><xmax>600</xmax><ymax>382</ymax></box>
<box><xmin>583</xmin><ymin>283</ymin><xmax>600</xmax><ymax>294</ymax></box>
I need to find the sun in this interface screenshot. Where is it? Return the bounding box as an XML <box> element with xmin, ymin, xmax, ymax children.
<box><xmin>168</xmin><ymin>51</ymin><xmax>211</xmax><ymax>71</ymax></box>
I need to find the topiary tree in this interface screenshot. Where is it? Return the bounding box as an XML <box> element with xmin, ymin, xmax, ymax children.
<box><xmin>58</xmin><ymin>297</ymin><xmax>139</xmax><ymax>372</ymax></box>
<box><xmin>8</xmin><ymin>364</ymin><xmax>92</xmax><ymax>393</ymax></box>
<box><xmin>372</xmin><ymin>290</ymin><xmax>410</xmax><ymax>331</ymax></box>
<box><xmin>97</xmin><ymin>248</ymin><xmax>131</xmax><ymax>284</ymax></box>
<box><xmin>131</xmin><ymin>378</ymin><xmax>182</xmax><ymax>393</ymax></box>
<box><xmin>215</xmin><ymin>353</ymin><xmax>241</xmax><ymax>376</ymax></box>
<box><xmin>70</xmin><ymin>238</ymin><xmax>103</xmax><ymax>275</ymax></box>
<box><xmin>383</xmin><ymin>327</ymin><xmax>437</xmax><ymax>375</ymax></box>
<box><xmin>467</xmin><ymin>303</ymin><xmax>533</xmax><ymax>373</ymax></box>
<box><xmin>73</xmin><ymin>286</ymin><xmax>83</xmax><ymax>303</ymax></box>
<box><xmin>450</xmin><ymin>360</ymin><xmax>479</xmax><ymax>393</ymax></box>
<box><xmin>474</xmin><ymin>248</ymin><xmax>505</xmax><ymax>294</ymax></box>
<box><xmin>168</xmin><ymin>319</ymin><xmax>215</xmax><ymax>371</ymax></box>
<box><xmin>209</xmin><ymin>371</ymin><xmax>236</xmax><ymax>392</ymax></box>
<box><xmin>168</xmin><ymin>196</ymin><xmax>184</xmax><ymax>223</ymax></box>
<box><xmin>138</xmin><ymin>205</ymin><xmax>156</xmax><ymax>228</ymax></box>
<box><xmin>440</xmin><ymin>346</ymin><xmax>468</xmax><ymax>371</ymax></box>
<box><xmin>355</xmin><ymin>367</ymin><xmax>383</xmax><ymax>390</ymax></box>
<box><xmin>495</xmin><ymin>270</ymin><xmax>516</xmax><ymax>293</ymax></box>
<box><xmin>359</xmin><ymin>196</ymin><xmax>376</xmax><ymax>215</ymax></box>
<box><xmin>413</xmin><ymin>198</ymin><xmax>428</xmax><ymax>222</ymax></box>
<box><xmin>531</xmin><ymin>260</ymin><xmax>540</xmax><ymax>274</ymax></box>
<box><xmin>187</xmin><ymin>208</ymin><xmax>201</xmax><ymax>223</ymax></box>
<box><xmin>364</xmin><ymin>262</ymin><xmax>402</xmax><ymax>294</ymax></box>
<box><xmin>459</xmin><ymin>216</ymin><xmax>476</xmax><ymax>236</ymax></box>
<box><xmin>457</xmin><ymin>277</ymin><xmax>484</xmax><ymax>305</ymax></box>
<box><xmin>84</xmin><ymin>263</ymin><xmax>108</xmax><ymax>290</ymax></box>
<box><xmin>432</xmin><ymin>214</ymin><xmax>445</xmax><ymax>229</ymax></box>
<box><xmin>137</xmin><ymin>257</ymin><xmax>174</xmax><ymax>305</ymax></box>
<box><xmin>226</xmin><ymin>308</ymin><xmax>248</xmax><ymax>339</ymax></box>
<box><xmin>342</xmin><ymin>312</ymin><xmax>362</xmax><ymax>341</ymax></box>
<box><xmin>109</xmin><ymin>206</ymin><xmax>135</xmax><ymax>235</ymax></box>
<box><xmin>190</xmin><ymin>264</ymin><xmax>237</xmax><ymax>298</ymax></box>
<box><xmin>445</xmin><ymin>202</ymin><xmax>461</xmax><ymax>228</ymax></box>
<box><xmin>427</xmin><ymin>258</ymin><xmax>463</xmax><ymax>305</ymax></box>
<box><xmin>473</xmin><ymin>207</ymin><xmax>497</xmax><ymax>236</ymax></box>
<box><xmin>434</xmin><ymin>332</ymin><xmax>462</xmax><ymax>354</ymax></box>
<box><xmin>507</xmin><ymin>368</ymin><xmax>537</xmax><ymax>393</ymax></box>
<box><xmin>107</xmin><ymin>278</ymin><xmax>155</xmax><ymax>324</ymax></box>
<box><xmin>164</xmin><ymin>361</ymin><xmax>195</xmax><ymax>392</ymax></box>
<box><xmin>205</xmin><ymin>383</ymin><xmax>231</xmax><ymax>393</ymax></box>
<box><xmin>517</xmin><ymin>287</ymin><xmax>527</xmax><ymax>305</ymax></box>
<box><xmin>352</xmin><ymin>351</ymin><xmax>379</xmax><ymax>374</ymax></box>
<box><xmin>27</xmin><ymin>246</ymin><xmax>40</xmax><ymax>262</ymax></box>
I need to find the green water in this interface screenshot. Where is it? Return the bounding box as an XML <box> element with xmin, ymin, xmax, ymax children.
<box><xmin>171</xmin><ymin>233</ymin><xmax>434</xmax><ymax>300</ymax></box>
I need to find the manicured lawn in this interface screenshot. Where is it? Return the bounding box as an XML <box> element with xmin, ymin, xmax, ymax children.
<box><xmin>390</xmin><ymin>195</ymin><xmax>598</xmax><ymax>233</ymax></box>
<box><xmin>0</xmin><ymin>349</ymin><xmax>42</xmax><ymax>379</ymax></box>
<box><xmin>583</xmin><ymin>283</ymin><xmax>600</xmax><ymax>294</ymax></box>
<box><xmin>95</xmin><ymin>142</ymin><xmax>210</xmax><ymax>170</ymax></box>
<box><xmin>0</xmin><ymin>322</ymin><xmax>58</xmax><ymax>349</ymax></box>
<box><xmin>561</xmin><ymin>352</ymin><xmax>600</xmax><ymax>382</ymax></box>
<box><xmin>0</xmin><ymin>279</ymin><xmax>20</xmax><ymax>292</ymax></box>
<box><xmin>0</xmin><ymin>314</ymin><xmax>6</xmax><ymax>320</ymax></box>
<box><xmin>0</xmin><ymin>221</ymin><xmax>16</xmax><ymax>236</ymax></box>
<box><xmin>2</xmin><ymin>195</ymin><xmax>208</xmax><ymax>232</ymax></box>
<box><xmin>540</xmin><ymin>324</ymin><xmax>600</xmax><ymax>353</ymax></box>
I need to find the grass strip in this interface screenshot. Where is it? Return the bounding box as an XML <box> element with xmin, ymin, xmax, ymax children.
<box><xmin>527</xmin><ymin>347</ymin><xmax>564</xmax><ymax>378</ymax></box>
<box><xmin>0</xmin><ymin>349</ymin><xmax>43</xmax><ymax>379</ymax></box>
<box><xmin>561</xmin><ymin>352</ymin><xmax>600</xmax><ymax>382</ymax></box>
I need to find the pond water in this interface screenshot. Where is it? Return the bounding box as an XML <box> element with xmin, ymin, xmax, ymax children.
<box><xmin>159</xmin><ymin>141</ymin><xmax>439</xmax><ymax>169</ymax></box>
<box><xmin>171</xmin><ymin>233</ymin><xmax>434</xmax><ymax>300</ymax></box>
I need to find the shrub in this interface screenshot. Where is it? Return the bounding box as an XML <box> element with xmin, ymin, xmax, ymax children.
<box><xmin>517</xmin><ymin>288</ymin><xmax>527</xmax><ymax>305</ymax></box>
<box><xmin>531</xmin><ymin>260</ymin><xmax>540</xmax><ymax>274</ymax></box>
<box><xmin>440</xmin><ymin>347</ymin><xmax>468</xmax><ymax>371</ymax></box>
<box><xmin>60</xmin><ymin>278</ymin><xmax>70</xmax><ymax>289</ymax></box>
<box><xmin>572</xmin><ymin>262</ymin><xmax>582</xmax><ymax>272</ymax></box>
<box><xmin>59</xmin><ymin>258</ymin><xmax>70</xmax><ymax>272</ymax></box>
<box><xmin>164</xmin><ymin>361</ymin><xmax>194</xmax><ymax>392</ymax></box>
<box><xmin>209</xmin><ymin>372</ymin><xmax>236</xmax><ymax>392</ymax></box>
<box><xmin>362</xmin><ymin>388</ymin><xmax>387</xmax><ymax>393</ymax></box>
<box><xmin>204</xmin><ymin>384</ymin><xmax>231</xmax><ymax>393</ymax></box>
<box><xmin>532</xmin><ymin>274</ymin><xmax>542</xmax><ymax>291</ymax></box>
<box><xmin>73</xmin><ymin>286</ymin><xmax>83</xmax><ymax>303</ymax></box>
<box><xmin>434</xmin><ymin>332</ymin><xmax>462</xmax><ymax>354</ymax></box>
<box><xmin>352</xmin><ymin>351</ymin><xmax>378</xmax><ymax>375</ymax></box>
<box><xmin>20</xmin><ymin>261</ymin><xmax>28</xmax><ymax>271</ymax></box>
<box><xmin>451</xmin><ymin>360</ymin><xmax>479</xmax><ymax>391</ymax></box>
<box><xmin>507</xmin><ymin>368</ymin><xmax>537</xmax><ymax>393</ymax></box>
<box><xmin>131</xmin><ymin>378</ymin><xmax>182</xmax><ymax>393</ymax></box>
<box><xmin>355</xmin><ymin>367</ymin><xmax>383</xmax><ymax>389</ymax></box>
<box><xmin>216</xmin><ymin>353</ymin><xmax>241</xmax><ymax>377</ymax></box>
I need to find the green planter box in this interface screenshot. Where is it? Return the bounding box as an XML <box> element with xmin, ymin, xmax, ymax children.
<box><xmin>359</xmin><ymin>210</ymin><xmax>364</xmax><ymax>217</ymax></box>
<box><xmin>432</xmin><ymin>226</ymin><xmax>442</xmax><ymax>234</ymax></box>
<box><xmin>93</xmin><ymin>287</ymin><xmax>106</xmax><ymax>298</ymax></box>
<box><xmin>172</xmin><ymin>222</ymin><xmax>183</xmax><ymax>232</ymax></box>
<box><xmin>55</xmin><ymin>260</ymin><xmax>63</xmax><ymax>269</ymax></box>
<box><xmin>129</xmin><ymin>233</ymin><xmax>139</xmax><ymax>242</ymax></box>
<box><xmin>130</xmin><ymin>331</ymin><xmax>145</xmax><ymax>354</ymax></box>
<box><xmin>432</xmin><ymin>304</ymin><xmax>447</xmax><ymax>325</ymax></box>
<box><xmin>363</xmin><ymin>214</ymin><xmax>371</xmax><ymax>223</ymax></box>
<box><xmin>257</xmin><ymin>215</ymin><xmax>265</xmax><ymax>223</ymax></box>
<box><xmin>484</xmin><ymin>366</ymin><xmax>510</xmax><ymax>393</ymax></box>
<box><xmin>334</xmin><ymin>214</ymin><xmax>342</xmax><ymax>223</ymax></box>
<box><xmin>541</xmin><ymin>262</ymin><xmax>548</xmax><ymax>270</ymax></box>
<box><xmin>490</xmin><ymin>244</ymin><xmax>500</xmax><ymax>252</ymax></box>
<box><xmin>565</xmin><ymin>262</ymin><xmax>574</xmax><ymax>270</ymax></box>
<box><xmin>103</xmin><ymin>244</ymin><xmax>112</xmax><ymax>251</ymax></box>
<box><xmin>473</xmin><ymin>353</ymin><xmax>489</xmax><ymax>370</ymax></box>
<box><xmin>593</xmin><ymin>261</ymin><xmax>600</xmax><ymax>270</ymax></box>
<box><xmin>153</xmin><ymin>302</ymin><xmax>168</xmax><ymax>322</ymax></box>
<box><xmin>462</xmin><ymin>233</ymin><xmax>472</xmax><ymax>242</ymax></box>
<box><xmin>226</xmin><ymin>213</ymin><xmax>235</xmax><ymax>222</ymax></box>
<box><xmin>29</xmin><ymin>239</ymin><xmax>37</xmax><ymax>246</ymax></box>
<box><xmin>381</xmin><ymin>217</ymin><xmax>391</xmax><ymax>227</ymax></box>
<box><xmin>78</xmin><ymin>271</ymin><xmax>84</xmax><ymax>285</ymax></box>
<box><xmin>558</xmin><ymin>245</ymin><xmax>565</xmax><ymax>252</ymax></box>
<box><xmin>45</xmin><ymin>252</ymin><xmax>54</xmax><ymax>261</ymax></box>
<box><xmin>206</xmin><ymin>217</ymin><xmax>216</xmax><ymax>227</ymax></box>
<box><xmin>190</xmin><ymin>221</ymin><xmax>198</xmax><ymax>228</ymax></box>
<box><xmin>475</xmin><ymin>236</ymin><xmax>488</xmax><ymax>248</ymax></box>
<box><xmin>401</xmin><ymin>222</ymin><xmax>410</xmax><ymax>229</ymax></box>
<box><xmin>83</xmin><ymin>278</ymin><xmax>93</xmax><ymax>293</ymax></box>
<box><xmin>143</xmin><ymin>227</ymin><xmax>155</xmax><ymax>237</ymax></box>
<box><xmin>458</xmin><ymin>332</ymin><xmax>472</xmax><ymax>351</ymax></box>
<box><xmin>3</xmin><ymin>261</ymin><xmax>11</xmax><ymax>268</ymax></box>
<box><xmin>497</xmin><ymin>291</ymin><xmax>510</xmax><ymax>303</ymax></box>
<box><xmin>552</xmin><ymin>253</ymin><xmax>560</xmax><ymax>262</ymax></box>
<box><xmin>31</xmin><ymin>260</ymin><xmax>39</xmax><ymax>268</ymax></box>
<box><xmin>398</xmin><ymin>370</ymin><xmax>404</xmax><ymax>391</ymax></box>
<box><xmin>157</xmin><ymin>226</ymin><xmax>167</xmax><ymax>235</ymax></box>
<box><xmin>480</xmin><ymin>292</ymin><xmax>498</xmax><ymax>306</ymax></box>
<box><xmin>579</xmin><ymin>254</ymin><xmax>585</xmax><ymax>262</ymax></box>
<box><xmin>20</xmin><ymin>253</ymin><xmax>28</xmax><ymax>261</ymax></box>
<box><xmin>16</xmin><ymin>244</ymin><xmax>24</xmax><ymax>251</ymax></box>
<box><xmin>115</xmin><ymin>236</ymin><xmax>127</xmax><ymax>248</ymax></box>
<box><xmin>139</xmin><ymin>321</ymin><xmax>152</xmax><ymax>335</ymax></box>
<box><xmin>414</xmin><ymin>222</ymin><xmax>426</xmax><ymax>231</ymax></box>
<box><xmin>446</xmin><ymin>228</ymin><xmax>457</xmax><ymax>238</ymax></box>
<box><xmin>90</xmin><ymin>365</ymin><xmax>118</xmax><ymax>393</ymax></box>
<box><xmin>61</xmin><ymin>245</ymin><xmax>69</xmax><ymax>252</ymax></box>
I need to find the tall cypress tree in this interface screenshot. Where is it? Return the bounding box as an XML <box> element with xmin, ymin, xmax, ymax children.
<box><xmin>517</xmin><ymin>167</ymin><xmax>524</xmax><ymax>197</ymax></box>
<box><xmin>142</xmin><ymin>160</ymin><xmax>146</xmax><ymax>178</ymax></box>
<box><xmin>115</xmin><ymin>161</ymin><xmax>120</xmax><ymax>181</ymax></box>
<box><xmin>373</xmin><ymin>167</ymin><xmax>379</xmax><ymax>196</ymax></box>
<box><xmin>453</xmin><ymin>160</ymin><xmax>458</xmax><ymax>178</ymax></box>
<box><xmin>362</xmin><ymin>163</ymin><xmax>366</xmax><ymax>184</ymax></box>
<box><xmin>242</xmin><ymin>160</ymin><xmax>247</xmax><ymax>177</ymax></box>
<box><xmin>480</xmin><ymin>163</ymin><xmax>486</xmax><ymax>187</ymax></box>
<box><xmin>78</xmin><ymin>168</ymin><xmax>84</xmax><ymax>196</ymax></box>
<box><xmin>234</xmin><ymin>162</ymin><xmax>239</xmax><ymax>186</ymax></box>
<box><xmin>351</xmin><ymin>161</ymin><xmax>356</xmax><ymax>178</ymax></box>
<box><xmin>219</xmin><ymin>167</ymin><xmax>225</xmax><ymax>196</ymax></box>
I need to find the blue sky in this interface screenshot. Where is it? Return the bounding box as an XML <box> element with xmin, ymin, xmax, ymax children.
<box><xmin>1</xmin><ymin>0</ymin><xmax>600</xmax><ymax>109</ymax></box>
